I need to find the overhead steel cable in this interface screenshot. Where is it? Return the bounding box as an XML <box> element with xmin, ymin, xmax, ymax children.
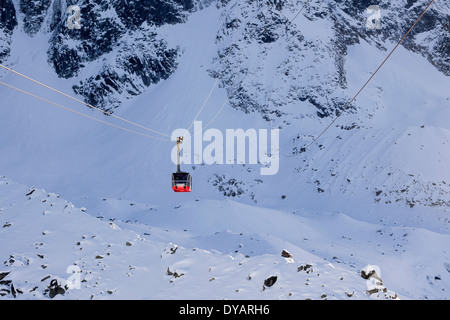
<box><xmin>0</xmin><ymin>64</ymin><xmax>172</xmax><ymax>139</ymax></box>
<box><xmin>0</xmin><ymin>81</ymin><xmax>171</xmax><ymax>142</ymax></box>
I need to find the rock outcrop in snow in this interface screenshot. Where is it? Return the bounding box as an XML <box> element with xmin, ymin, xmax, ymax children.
<box><xmin>0</xmin><ymin>0</ymin><xmax>17</xmax><ymax>63</ymax></box>
<box><xmin>361</xmin><ymin>264</ymin><xmax>398</xmax><ymax>299</ymax></box>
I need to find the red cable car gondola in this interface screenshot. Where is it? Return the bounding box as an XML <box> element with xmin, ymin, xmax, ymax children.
<box><xmin>172</xmin><ymin>136</ymin><xmax>192</xmax><ymax>192</ymax></box>
<box><xmin>172</xmin><ymin>171</ymin><xmax>192</xmax><ymax>192</ymax></box>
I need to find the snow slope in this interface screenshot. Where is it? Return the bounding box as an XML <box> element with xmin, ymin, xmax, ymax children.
<box><xmin>0</xmin><ymin>1</ymin><xmax>449</xmax><ymax>300</ymax></box>
<box><xmin>4</xmin><ymin>175</ymin><xmax>449</xmax><ymax>300</ymax></box>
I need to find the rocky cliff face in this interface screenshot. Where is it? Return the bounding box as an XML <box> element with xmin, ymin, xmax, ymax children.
<box><xmin>46</xmin><ymin>0</ymin><xmax>198</xmax><ymax>111</ymax></box>
<box><xmin>213</xmin><ymin>0</ymin><xmax>449</xmax><ymax>122</ymax></box>
<box><xmin>333</xmin><ymin>0</ymin><xmax>449</xmax><ymax>76</ymax></box>
<box><xmin>19</xmin><ymin>0</ymin><xmax>52</xmax><ymax>35</ymax></box>
<box><xmin>0</xmin><ymin>0</ymin><xmax>17</xmax><ymax>63</ymax></box>
<box><xmin>0</xmin><ymin>0</ymin><xmax>447</xmax><ymax>114</ymax></box>
<box><xmin>1</xmin><ymin>0</ymin><xmax>206</xmax><ymax>111</ymax></box>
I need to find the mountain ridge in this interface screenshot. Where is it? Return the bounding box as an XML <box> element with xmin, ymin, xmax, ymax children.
<box><xmin>0</xmin><ymin>0</ymin><xmax>449</xmax><ymax>300</ymax></box>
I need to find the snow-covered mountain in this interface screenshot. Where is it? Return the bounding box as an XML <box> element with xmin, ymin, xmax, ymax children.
<box><xmin>0</xmin><ymin>0</ymin><xmax>449</xmax><ymax>300</ymax></box>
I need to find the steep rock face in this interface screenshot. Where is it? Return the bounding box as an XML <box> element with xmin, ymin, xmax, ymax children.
<box><xmin>44</xmin><ymin>0</ymin><xmax>197</xmax><ymax>111</ymax></box>
<box><xmin>113</xmin><ymin>0</ymin><xmax>194</xmax><ymax>29</ymax></box>
<box><xmin>0</xmin><ymin>0</ymin><xmax>16</xmax><ymax>31</ymax></box>
<box><xmin>19</xmin><ymin>0</ymin><xmax>52</xmax><ymax>35</ymax></box>
<box><xmin>3</xmin><ymin>0</ymin><xmax>446</xmax><ymax>114</ymax></box>
<box><xmin>0</xmin><ymin>0</ymin><xmax>212</xmax><ymax>112</ymax></box>
<box><xmin>72</xmin><ymin>27</ymin><xmax>179</xmax><ymax>112</ymax></box>
<box><xmin>213</xmin><ymin>0</ymin><xmax>359</xmax><ymax>121</ymax></box>
<box><xmin>48</xmin><ymin>0</ymin><xmax>126</xmax><ymax>79</ymax></box>
<box><xmin>333</xmin><ymin>0</ymin><xmax>449</xmax><ymax>76</ymax></box>
<box><xmin>0</xmin><ymin>0</ymin><xmax>17</xmax><ymax>63</ymax></box>
<box><xmin>213</xmin><ymin>0</ymin><xmax>448</xmax><ymax>121</ymax></box>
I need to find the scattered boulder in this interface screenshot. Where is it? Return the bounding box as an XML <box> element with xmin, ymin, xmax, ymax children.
<box><xmin>298</xmin><ymin>264</ymin><xmax>314</xmax><ymax>274</ymax></box>
<box><xmin>167</xmin><ymin>267</ymin><xmax>184</xmax><ymax>279</ymax></box>
<box><xmin>48</xmin><ymin>279</ymin><xmax>66</xmax><ymax>298</ymax></box>
<box><xmin>264</xmin><ymin>276</ymin><xmax>277</xmax><ymax>287</ymax></box>
<box><xmin>281</xmin><ymin>250</ymin><xmax>292</xmax><ymax>258</ymax></box>
<box><xmin>361</xmin><ymin>265</ymin><xmax>398</xmax><ymax>299</ymax></box>
<box><xmin>361</xmin><ymin>265</ymin><xmax>381</xmax><ymax>281</ymax></box>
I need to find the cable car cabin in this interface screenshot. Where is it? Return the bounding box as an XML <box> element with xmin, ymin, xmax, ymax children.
<box><xmin>172</xmin><ymin>137</ymin><xmax>192</xmax><ymax>192</ymax></box>
<box><xmin>172</xmin><ymin>172</ymin><xmax>192</xmax><ymax>192</ymax></box>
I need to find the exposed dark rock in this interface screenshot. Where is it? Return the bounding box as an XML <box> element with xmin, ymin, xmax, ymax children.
<box><xmin>0</xmin><ymin>271</ymin><xmax>10</xmax><ymax>281</ymax></box>
<box><xmin>0</xmin><ymin>0</ymin><xmax>17</xmax><ymax>63</ymax></box>
<box><xmin>19</xmin><ymin>0</ymin><xmax>52</xmax><ymax>35</ymax></box>
<box><xmin>113</xmin><ymin>0</ymin><xmax>194</xmax><ymax>29</ymax></box>
<box><xmin>45</xmin><ymin>0</ymin><xmax>185</xmax><ymax>112</ymax></box>
<box><xmin>72</xmin><ymin>29</ymin><xmax>179</xmax><ymax>112</ymax></box>
<box><xmin>48</xmin><ymin>279</ymin><xmax>66</xmax><ymax>298</ymax></box>
<box><xmin>48</xmin><ymin>0</ymin><xmax>125</xmax><ymax>79</ymax></box>
<box><xmin>264</xmin><ymin>275</ymin><xmax>277</xmax><ymax>287</ymax></box>
<box><xmin>0</xmin><ymin>0</ymin><xmax>16</xmax><ymax>32</ymax></box>
<box><xmin>210</xmin><ymin>174</ymin><xmax>247</xmax><ymax>198</ymax></box>
<box><xmin>298</xmin><ymin>263</ymin><xmax>313</xmax><ymax>273</ymax></box>
<box><xmin>281</xmin><ymin>249</ymin><xmax>292</xmax><ymax>258</ymax></box>
<box><xmin>361</xmin><ymin>267</ymin><xmax>379</xmax><ymax>280</ymax></box>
